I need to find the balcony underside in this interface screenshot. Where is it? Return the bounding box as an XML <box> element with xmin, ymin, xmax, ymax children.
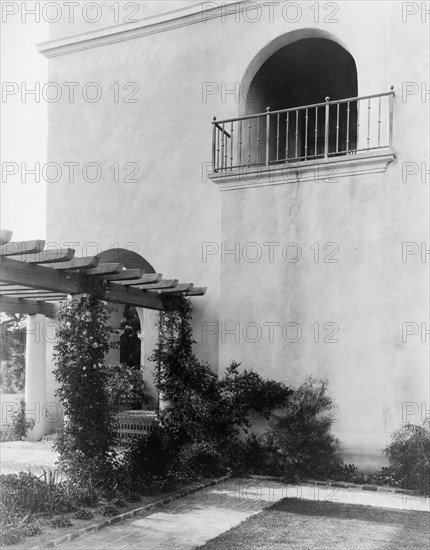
<box><xmin>209</xmin><ymin>149</ymin><xmax>396</xmax><ymax>191</ymax></box>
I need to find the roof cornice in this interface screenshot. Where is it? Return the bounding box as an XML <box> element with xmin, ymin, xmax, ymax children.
<box><xmin>37</xmin><ymin>0</ymin><xmax>247</xmax><ymax>58</ymax></box>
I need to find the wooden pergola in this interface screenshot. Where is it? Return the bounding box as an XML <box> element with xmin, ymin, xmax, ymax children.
<box><xmin>0</xmin><ymin>229</ymin><xmax>206</xmax><ymax>317</ymax></box>
<box><xmin>0</xmin><ymin>229</ymin><xmax>207</xmax><ymax>441</ymax></box>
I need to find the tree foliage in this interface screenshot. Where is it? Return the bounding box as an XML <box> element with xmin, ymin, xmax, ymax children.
<box><xmin>0</xmin><ymin>314</ymin><xmax>26</xmax><ymax>393</ymax></box>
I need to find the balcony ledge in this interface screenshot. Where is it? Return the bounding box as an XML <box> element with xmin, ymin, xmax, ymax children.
<box><xmin>209</xmin><ymin>149</ymin><xmax>396</xmax><ymax>191</ymax></box>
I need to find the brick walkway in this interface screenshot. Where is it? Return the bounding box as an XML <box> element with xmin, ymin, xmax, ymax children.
<box><xmin>55</xmin><ymin>479</ymin><xmax>429</xmax><ymax>550</ymax></box>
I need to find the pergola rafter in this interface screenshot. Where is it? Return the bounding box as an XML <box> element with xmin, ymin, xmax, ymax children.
<box><xmin>0</xmin><ymin>230</ymin><xmax>207</xmax><ymax>317</ymax></box>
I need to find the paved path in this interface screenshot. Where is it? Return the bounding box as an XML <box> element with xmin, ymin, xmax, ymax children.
<box><xmin>55</xmin><ymin>479</ymin><xmax>429</xmax><ymax>550</ymax></box>
<box><xmin>1</xmin><ymin>442</ymin><xmax>428</xmax><ymax>549</ymax></box>
<box><xmin>0</xmin><ymin>440</ymin><xmax>59</xmax><ymax>476</ymax></box>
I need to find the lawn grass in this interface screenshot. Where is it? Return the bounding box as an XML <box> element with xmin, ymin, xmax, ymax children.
<box><xmin>198</xmin><ymin>498</ymin><xmax>430</xmax><ymax>550</ymax></box>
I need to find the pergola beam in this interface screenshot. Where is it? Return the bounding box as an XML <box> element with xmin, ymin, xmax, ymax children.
<box><xmin>137</xmin><ymin>279</ymin><xmax>179</xmax><ymax>290</ymax></box>
<box><xmin>1</xmin><ymin>257</ymin><xmax>82</xmax><ymax>293</ymax></box>
<box><xmin>106</xmin><ymin>282</ymin><xmax>173</xmax><ymax>311</ymax></box>
<box><xmin>44</xmin><ymin>257</ymin><xmax>100</xmax><ymax>270</ymax></box>
<box><xmin>102</xmin><ymin>269</ymin><xmax>146</xmax><ymax>281</ymax></box>
<box><xmin>0</xmin><ymin>296</ymin><xmax>56</xmax><ymax>317</ymax></box>
<box><xmin>0</xmin><ymin>257</ymin><xmax>174</xmax><ymax>311</ymax></box>
<box><xmin>85</xmin><ymin>263</ymin><xmax>124</xmax><ymax>276</ymax></box>
<box><xmin>0</xmin><ymin>234</ymin><xmax>206</xmax><ymax>313</ymax></box>
<box><xmin>0</xmin><ymin>240</ymin><xmax>45</xmax><ymax>256</ymax></box>
<box><xmin>117</xmin><ymin>274</ymin><xmax>162</xmax><ymax>286</ymax></box>
<box><xmin>153</xmin><ymin>284</ymin><xmax>193</xmax><ymax>294</ymax></box>
<box><xmin>9</xmin><ymin>249</ymin><xmax>76</xmax><ymax>263</ymax></box>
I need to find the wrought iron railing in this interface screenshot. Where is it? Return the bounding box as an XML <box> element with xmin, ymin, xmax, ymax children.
<box><xmin>212</xmin><ymin>88</ymin><xmax>395</xmax><ymax>172</ymax></box>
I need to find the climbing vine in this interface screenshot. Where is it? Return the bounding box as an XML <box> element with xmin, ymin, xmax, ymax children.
<box><xmin>143</xmin><ymin>297</ymin><xmax>293</xmax><ymax>480</ymax></box>
<box><xmin>53</xmin><ymin>277</ymin><xmax>119</xmax><ymax>489</ymax></box>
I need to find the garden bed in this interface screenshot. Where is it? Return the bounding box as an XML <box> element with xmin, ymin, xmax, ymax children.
<box><xmin>3</xmin><ymin>475</ymin><xmax>230</xmax><ymax>549</ymax></box>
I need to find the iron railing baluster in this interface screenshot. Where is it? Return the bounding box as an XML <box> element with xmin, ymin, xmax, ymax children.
<box><xmin>216</xmin><ymin>126</ymin><xmax>220</xmax><ymax>170</ymax></box>
<box><xmin>238</xmin><ymin>119</ymin><xmax>242</xmax><ymax>167</ymax></box>
<box><xmin>257</xmin><ymin>116</ymin><xmax>260</xmax><ymax>165</ymax></box>
<box><xmin>210</xmin><ymin>89</ymin><xmax>394</xmax><ymax>171</ymax></box>
<box><xmin>266</xmin><ymin>107</ymin><xmax>271</xmax><ymax>166</ymax></box>
<box><xmin>377</xmin><ymin>97</ymin><xmax>381</xmax><ymax>147</ymax></box>
<box><xmin>223</xmin><ymin>123</ymin><xmax>228</xmax><ymax>168</ymax></box>
<box><xmin>336</xmin><ymin>103</ymin><xmax>340</xmax><ymax>153</ymax></box>
<box><xmin>346</xmin><ymin>102</ymin><xmax>350</xmax><ymax>152</ymax></box>
<box><xmin>356</xmin><ymin>100</ymin><xmax>360</xmax><ymax>151</ymax></box>
<box><xmin>304</xmin><ymin>108</ymin><xmax>309</xmax><ymax>160</ymax></box>
<box><xmin>324</xmin><ymin>97</ymin><xmax>330</xmax><ymax>159</ymax></box>
<box><xmin>367</xmin><ymin>98</ymin><xmax>371</xmax><ymax>150</ymax></box>
<box><xmin>221</xmin><ymin>123</ymin><xmax>225</xmax><ymax>170</ymax></box>
<box><xmin>230</xmin><ymin>122</ymin><xmax>234</xmax><ymax>169</ymax></box>
<box><xmin>248</xmin><ymin>118</ymin><xmax>252</xmax><ymax>166</ymax></box>
<box><xmin>314</xmin><ymin>107</ymin><xmax>318</xmax><ymax>157</ymax></box>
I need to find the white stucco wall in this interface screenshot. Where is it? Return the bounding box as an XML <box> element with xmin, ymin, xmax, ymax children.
<box><xmin>43</xmin><ymin>1</ymin><xmax>429</xmax><ymax>468</ymax></box>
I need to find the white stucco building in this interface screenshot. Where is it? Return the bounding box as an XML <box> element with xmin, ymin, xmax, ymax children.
<box><xmin>10</xmin><ymin>0</ymin><xmax>428</xmax><ymax>469</ymax></box>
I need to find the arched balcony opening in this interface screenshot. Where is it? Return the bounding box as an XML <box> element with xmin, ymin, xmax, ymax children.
<box><xmin>212</xmin><ymin>35</ymin><xmax>394</xmax><ymax>173</ymax></box>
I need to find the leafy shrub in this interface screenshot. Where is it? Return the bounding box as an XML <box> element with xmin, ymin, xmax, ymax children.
<box><xmin>54</xmin><ymin>427</ymin><xmax>121</xmax><ymax>500</ymax></box>
<box><xmin>0</xmin><ymin>502</ymin><xmax>23</xmax><ymax>546</ymax></box>
<box><xmin>260</xmin><ymin>376</ymin><xmax>341</xmax><ymax>480</ymax></box>
<box><xmin>365</xmin><ymin>466</ymin><xmax>403</xmax><ymax>488</ymax></box>
<box><xmin>99</xmin><ymin>502</ymin><xmax>120</xmax><ymax>517</ymax></box>
<box><xmin>0</xmin><ymin>527</ymin><xmax>22</xmax><ymax>546</ymax></box>
<box><xmin>141</xmin><ymin>297</ymin><xmax>293</xmax><ymax>484</ymax></box>
<box><xmin>65</xmin><ymin>479</ymin><xmax>99</xmax><ymax>508</ymax></box>
<box><xmin>74</xmin><ymin>508</ymin><xmax>94</xmax><ymax>520</ymax></box>
<box><xmin>51</xmin><ymin>515</ymin><xmax>73</xmax><ymax>528</ymax></box>
<box><xmin>123</xmin><ymin>429</ymin><xmax>171</xmax><ymax>482</ymax></box>
<box><xmin>0</xmin><ymin>470</ymin><xmax>78</xmax><ymax>524</ymax></box>
<box><xmin>112</xmin><ymin>498</ymin><xmax>126</xmax><ymax>508</ymax></box>
<box><xmin>1</xmin><ymin>472</ymin><xmax>50</xmax><ymax>515</ymax></box>
<box><xmin>22</xmin><ymin>522</ymin><xmax>42</xmax><ymax>536</ymax></box>
<box><xmin>174</xmin><ymin>441</ymin><xmax>225</xmax><ymax>481</ymax></box>
<box><xmin>105</xmin><ymin>362</ymin><xmax>147</xmax><ymax>411</ymax></box>
<box><xmin>330</xmin><ymin>463</ymin><xmax>368</xmax><ymax>484</ymax></box>
<box><xmin>126</xmin><ymin>491</ymin><xmax>141</xmax><ymax>503</ymax></box>
<box><xmin>383</xmin><ymin>422</ymin><xmax>430</xmax><ymax>495</ymax></box>
<box><xmin>7</xmin><ymin>399</ymin><xmax>35</xmax><ymax>441</ymax></box>
<box><xmin>227</xmin><ymin>434</ymin><xmax>273</xmax><ymax>476</ymax></box>
<box><xmin>0</xmin><ymin>513</ymin><xmax>41</xmax><ymax>545</ymax></box>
